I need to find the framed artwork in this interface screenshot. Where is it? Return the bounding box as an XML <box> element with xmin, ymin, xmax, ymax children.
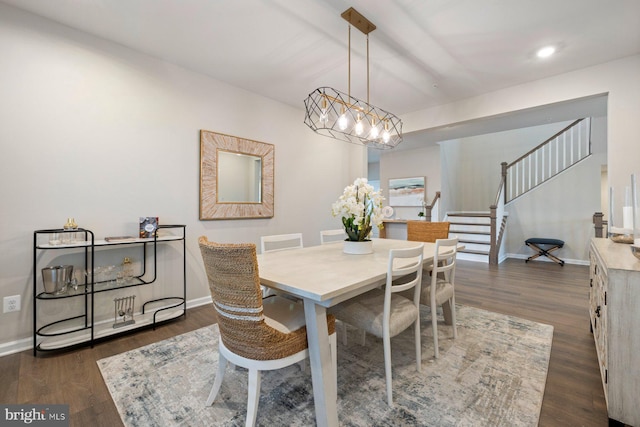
<box><xmin>200</xmin><ymin>130</ymin><xmax>274</xmax><ymax>220</ymax></box>
<box><xmin>388</xmin><ymin>176</ymin><xmax>426</xmax><ymax>207</ymax></box>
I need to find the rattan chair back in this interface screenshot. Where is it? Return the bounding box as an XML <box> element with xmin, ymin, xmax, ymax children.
<box><xmin>407</xmin><ymin>221</ymin><xmax>450</xmax><ymax>243</ymax></box>
<box><xmin>198</xmin><ymin>236</ymin><xmax>311</xmax><ymax>360</ymax></box>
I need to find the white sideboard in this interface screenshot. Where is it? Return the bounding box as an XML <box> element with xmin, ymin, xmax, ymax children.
<box><xmin>589</xmin><ymin>238</ymin><xmax>640</xmax><ymax>426</ymax></box>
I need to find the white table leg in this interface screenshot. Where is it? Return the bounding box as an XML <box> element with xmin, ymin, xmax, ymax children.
<box><xmin>303</xmin><ymin>299</ymin><xmax>338</xmax><ymax>427</ymax></box>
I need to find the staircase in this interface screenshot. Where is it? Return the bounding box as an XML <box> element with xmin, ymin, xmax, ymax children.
<box><xmin>445</xmin><ymin>212</ymin><xmax>492</xmax><ymax>262</ymax></box>
<box><xmin>444</xmin><ymin>117</ymin><xmax>592</xmax><ymax>264</ymax></box>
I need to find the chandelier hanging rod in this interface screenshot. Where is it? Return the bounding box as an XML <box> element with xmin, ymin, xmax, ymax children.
<box><xmin>342</xmin><ymin>7</ymin><xmax>375</xmax><ymax>104</ymax></box>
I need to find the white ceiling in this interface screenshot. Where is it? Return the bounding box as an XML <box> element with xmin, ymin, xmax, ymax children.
<box><xmin>3</xmin><ymin>0</ymin><xmax>639</xmax><ymax>153</ymax></box>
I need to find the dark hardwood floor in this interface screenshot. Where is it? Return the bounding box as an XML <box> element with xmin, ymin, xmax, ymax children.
<box><xmin>0</xmin><ymin>258</ymin><xmax>608</xmax><ymax>426</ymax></box>
<box><xmin>455</xmin><ymin>258</ymin><xmax>608</xmax><ymax>427</ymax></box>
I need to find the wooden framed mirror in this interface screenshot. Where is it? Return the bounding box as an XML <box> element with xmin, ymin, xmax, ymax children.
<box><xmin>200</xmin><ymin>130</ymin><xmax>274</xmax><ymax>220</ymax></box>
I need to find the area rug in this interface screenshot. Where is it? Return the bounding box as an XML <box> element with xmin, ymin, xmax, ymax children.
<box><xmin>98</xmin><ymin>305</ymin><xmax>553</xmax><ymax>427</ymax></box>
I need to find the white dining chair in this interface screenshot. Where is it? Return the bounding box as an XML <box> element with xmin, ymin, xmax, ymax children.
<box><xmin>331</xmin><ymin>243</ymin><xmax>424</xmax><ymax>406</ymax></box>
<box><xmin>320</xmin><ymin>229</ymin><xmax>346</xmax><ymax>244</ymax></box>
<box><xmin>260</xmin><ymin>233</ymin><xmax>303</xmax><ymax>253</ymax></box>
<box><xmin>259</xmin><ymin>233</ymin><xmax>304</xmax><ymax>298</ymax></box>
<box><xmin>420</xmin><ymin>237</ymin><xmax>458</xmax><ymax>358</ymax></box>
<box><xmin>319</xmin><ymin>228</ymin><xmax>350</xmax><ymax>344</ymax></box>
<box><xmin>198</xmin><ymin>237</ymin><xmax>337</xmax><ymax>427</ymax></box>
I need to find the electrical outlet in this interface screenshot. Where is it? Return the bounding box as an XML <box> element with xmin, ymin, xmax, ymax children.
<box><xmin>3</xmin><ymin>295</ymin><xmax>20</xmax><ymax>313</ymax></box>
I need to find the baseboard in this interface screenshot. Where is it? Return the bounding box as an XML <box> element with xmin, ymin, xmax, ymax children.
<box><xmin>186</xmin><ymin>295</ymin><xmax>213</xmax><ymax>309</ymax></box>
<box><xmin>0</xmin><ymin>296</ymin><xmax>215</xmax><ymax>358</ymax></box>
<box><xmin>0</xmin><ymin>336</ymin><xmax>32</xmax><ymax>358</ymax></box>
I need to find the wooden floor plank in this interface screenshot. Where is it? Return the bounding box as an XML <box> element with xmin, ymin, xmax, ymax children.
<box><xmin>0</xmin><ymin>258</ymin><xmax>609</xmax><ymax>426</ymax></box>
<box><xmin>455</xmin><ymin>258</ymin><xmax>608</xmax><ymax>427</ymax></box>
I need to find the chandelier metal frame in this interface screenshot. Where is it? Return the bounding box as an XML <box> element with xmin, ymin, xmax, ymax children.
<box><xmin>303</xmin><ymin>7</ymin><xmax>403</xmax><ymax>149</ymax></box>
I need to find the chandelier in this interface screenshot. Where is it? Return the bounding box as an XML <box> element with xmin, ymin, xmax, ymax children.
<box><xmin>303</xmin><ymin>7</ymin><xmax>402</xmax><ymax>149</ymax></box>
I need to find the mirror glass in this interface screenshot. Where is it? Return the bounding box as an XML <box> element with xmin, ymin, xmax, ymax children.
<box><xmin>200</xmin><ymin>130</ymin><xmax>274</xmax><ymax>220</ymax></box>
<box><xmin>217</xmin><ymin>151</ymin><xmax>262</xmax><ymax>203</ymax></box>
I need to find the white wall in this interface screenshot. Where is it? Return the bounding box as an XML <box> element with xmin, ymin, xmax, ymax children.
<box><xmin>386</xmin><ymin>117</ymin><xmax>606</xmax><ymax>263</ymax></box>
<box><xmin>502</xmin><ymin>115</ymin><xmax>607</xmax><ymax>262</ymax></box>
<box><xmin>0</xmin><ymin>4</ymin><xmax>366</xmax><ymax>350</ymax></box>
<box><xmin>403</xmin><ymin>54</ymin><xmax>640</xmax><ymax>210</ymax></box>
<box><xmin>399</xmin><ymin>55</ymin><xmax>640</xmax><ymax>263</ymax></box>
<box><xmin>440</xmin><ymin>121</ymin><xmax>574</xmax><ymax>212</ymax></box>
<box><xmin>379</xmin><ymin>144</ymin><xmax>441</xmax><ymax>220</ymax></box>
<box><xmin>505</xmin><ymin>151</ymin><xmax>605</xmax><ymax>262</ymax></box>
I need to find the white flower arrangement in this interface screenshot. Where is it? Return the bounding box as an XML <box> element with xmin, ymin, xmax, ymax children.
<box><xmin>331</xmin><ymin>177</ymin><xmax>385</xmax><ymax>241</ymax></box>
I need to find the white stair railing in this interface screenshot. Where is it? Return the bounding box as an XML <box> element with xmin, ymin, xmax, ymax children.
<box><xmin>504</xmin><ymin>118</ymin><xmax>591</xmax><ymax>203</ymax></box>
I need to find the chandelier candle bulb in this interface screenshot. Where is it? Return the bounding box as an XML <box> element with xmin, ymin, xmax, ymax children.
<box><xmin>318</xmin><ymin>96</ymin><xmax>329</xmax><ymax>126</ymax></box>
<box><xmin>355</xmin><ymin>114</ymin><xmax>364</xmax><ymax>135</ymax></box>
<box><xmin>369</xmin><ymin>118</ymin><xmax>379</xmax><ymax>139</ymax></box>
<box><xmin>338</xmin><ymin>107</ymin><xmax>349</xmax><ymax>130</ymax></box>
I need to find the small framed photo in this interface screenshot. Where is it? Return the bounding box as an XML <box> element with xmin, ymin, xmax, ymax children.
<box><xmin>388</xmin><ymin>177</ymin><xmax>426</xmax><ymax>207</ymax></box>
<box><xmin>139</xmin><ymin>217</ymin><xmax>158</xmax><ymax>238</ymax></box>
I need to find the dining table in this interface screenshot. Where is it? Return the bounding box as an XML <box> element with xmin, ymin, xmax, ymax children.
<box><xmin>256</xmin><ymin>237</ymin><xmax>460</xmax><ymax>427</ymax></box>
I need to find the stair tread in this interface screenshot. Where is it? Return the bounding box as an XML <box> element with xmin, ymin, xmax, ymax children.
<box><xmin>447</xmin><ymin>212</ymin><xmax>490</xmax><ymax>217</ymax></box>
<box><xmin>459</xmin><ymin>248</ymin><xmax>490</xmax><ymax>255</ymax></box>
<box><xmin>450</xmin><ymin>230</ymin><xmax>491</xmax><ymax>236</ymax></box>
<box><xmin>448</xmin><ymin>222</ymin><xmax>491</xmax><ymax>226</ymax></box>
<box><xmin>457</xmin><ymin>239</ymin><xmax>491</xmax><ymax>245</ymax></box>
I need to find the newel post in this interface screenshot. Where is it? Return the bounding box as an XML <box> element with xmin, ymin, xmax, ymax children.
<box><xmin>501</xmin><ymin>162</ymin><xmax>508</xmax><ymax>204</ymax></box>
<box><xmin>593</xmin><ymin>212</ymin><xmax>605</xmax><ymax>238</ymax></box>
<box><xmin>423</xmin><ymin>202</ymin><xmax>431</xmax><ymax>223</ymax></box>
<box><xmin>423</xmin><ymin>191</ymin><xmax>440</xmax><ymax>222</ymax></box>
<box><xmin>489</xmin><ymin>204</ymin><xmax>498</xmax><ymax>265</ymax></box>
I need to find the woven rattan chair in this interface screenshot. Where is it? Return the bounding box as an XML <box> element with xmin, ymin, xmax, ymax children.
<box><xmin>198</xmin><ymin>237</ymin><xmax>336</xmax><ymax>427</ymax></box>
<box><xmin>331</xmin><ymin>244</ymin><xmax>424</xmax><ymax>407</ymax></box>
<box><xmin>407</xmin><ymin>221</ymin><xmax>450</xmax><ymax>243</ymax></box>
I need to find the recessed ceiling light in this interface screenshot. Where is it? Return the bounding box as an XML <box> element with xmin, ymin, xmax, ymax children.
<box><xmin>536</xmin><ymin>46</ymin><xmax>556</xmax><ymax>58</ymax></box>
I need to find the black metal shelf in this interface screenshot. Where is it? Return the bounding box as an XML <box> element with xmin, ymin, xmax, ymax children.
<box><xmin>32</xmin><ymin>224</ymin><xmax>187</xmax><ymax>355</ymax></box>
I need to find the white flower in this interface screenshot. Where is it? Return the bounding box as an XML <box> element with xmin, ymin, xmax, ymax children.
<box><xmin>332</xmin><ymin>178</ymin><xmax>385</xmax><ymax>241</ymax></box>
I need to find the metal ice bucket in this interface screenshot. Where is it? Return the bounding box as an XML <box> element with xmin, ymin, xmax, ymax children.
<box><xmin>42</xmin><ymin>265</ymin><xmax>73</xmax><ymax>295</ymax></box>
